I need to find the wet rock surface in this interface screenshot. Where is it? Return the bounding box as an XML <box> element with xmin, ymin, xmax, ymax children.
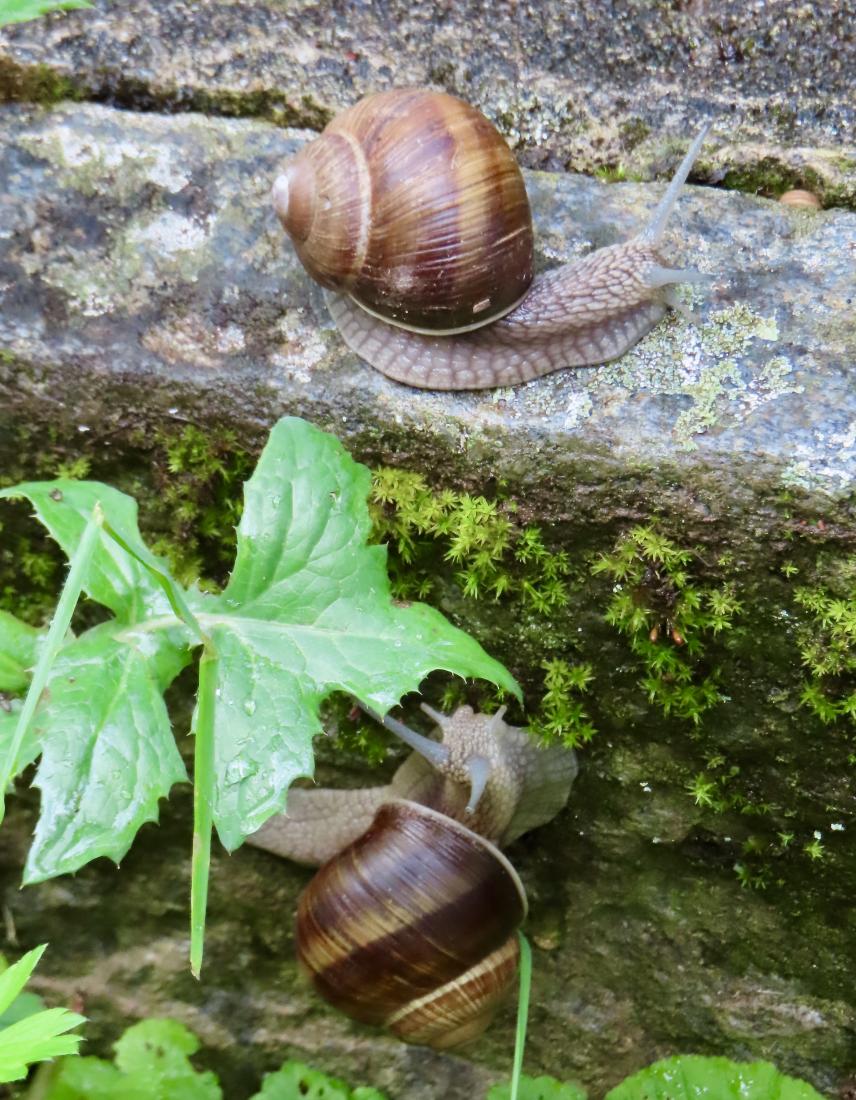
<box><xmin>1</xmin><ymin>0</ymin><xmax>854</xmax><ymax>204</ymax></box>
<box><xmin>0</xmin><ymin>26</ymin><xmax>855</xmax><ymax>1100</ymax></box>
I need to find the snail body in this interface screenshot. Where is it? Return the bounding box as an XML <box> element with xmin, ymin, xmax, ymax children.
<box><xmin>273</xmin><ymin>88</ymin><xmax>712</xmax><ymax>390</ymax></box>
<box><xmin>248</xmin><ymin>703</ymin><xmax>577</xmax><ymax>1048</ymax></box>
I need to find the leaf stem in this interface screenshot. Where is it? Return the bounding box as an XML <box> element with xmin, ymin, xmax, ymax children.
<box><xmin>509</xmin><ymin>931</ymin><xmax>532</xmax><ymax>1100</ymax></box>
<box><xmin>101</xmin><ymin>520</ymin><xmax>207</xmax><ymax>645</ymax></box>
<box><xmin>0</xmin><ymin>505</ymin><xmax>103</xmax><ymax>821</ymax></box>
<box><xmin>190</xmin><ymin>644</ymin><xmax>218</xmax><ymax>978</ymax></box>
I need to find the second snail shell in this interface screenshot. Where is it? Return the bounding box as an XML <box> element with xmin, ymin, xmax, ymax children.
<box><xmin>296</xmin><ymin>800</ymin><xmax>526</xmax><ymax>1049</ymax></box>
<box><xmin>273</xmin><ymin>88</ymin><xmax>711</xmax><ymax>390</ymax></box>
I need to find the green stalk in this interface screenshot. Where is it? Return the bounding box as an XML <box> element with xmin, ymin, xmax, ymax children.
<box><xmin>102</xmin><ymin>521</ymin><xmax>206</xmax><ymax>645</ymax></box>
<box><xmin>509</xmin><ymin>932</ymin><xmax>532</xmax><ymax>1100</ymax></box>
<box><xmin>0</xmin><ymin>505</ymin><xmax>103</xmax><ymax>822</ymax></box>
<box><xmin>190</xmin><ymin>643</ymin><xmax>218</xmax><ymax>978</ymax></box>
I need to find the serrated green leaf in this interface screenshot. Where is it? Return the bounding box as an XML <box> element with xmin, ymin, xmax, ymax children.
<box><xmin>0</xmin><ymin>612</ymin><xmax>42</xmax><ymax>693</ymax></box>
<box><xmin>41</xmin><ymin>1018</ymin><xmax>220</xmax><ymax>1099</ymax></box>
<box><xmin>23</xmin><ymin>623</ymin><xmax>190</xmax><ymax>882</ymax></box>
<box><xmin>0</xmin><ymin>0</ymin><xmax>92</xmax><ymax>27</ymax></box>
<box><xmin>605</xmin><ymin>1056</ymin><xmax>825</xmax><ymax>1100</ymax></box>
<box><xmin>488</xmin><ymin>1077</ymin><xmax>587</xmax><ymax>1100</ymax></box>
<box><xmin>0</xmin><ymin>946</ymin><xmax>46</xmax><ymax>1016</ymax></box>
<box><xmin>204</xmin><ymin>417</ymin><xmax>518</xmax><ymax>850</ymax></box>
<box><xmin>113</xmin><ymin>1018</ymin><xmax>220</xmax><ymax>1097</ymax></box>
<box><xmin>0</xmin><ymin>699</ymin><xmax>40</xmax><ymax>781</ymax></box>
<box><xmin>0</xmin><ymin>945</ymin><xmax>84</xmax><ymax>1084</ymax></box>
<box><xmin>0</xmin><ymin>1006</ymin><xmax>85</xmax><ymax>1082</ymax></box>
<box><xmin>251</xmin><ymin>1060</ymin><xmax>387</xmax><ymax>1100</ymax></box>
<box><xmin>0</xmin><ymin>482</ymin><xmax>176</xmax><ymax>624</ymax></box>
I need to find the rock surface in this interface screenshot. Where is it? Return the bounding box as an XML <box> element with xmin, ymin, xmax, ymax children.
<box><xmin>0</xmin><ymin>58</ymin><xmax>855</xmax><ymax>1100</ymax></box>
<box><xmin>0</xmin><ymin>102</ymin><xmax>853</xmax><ymax>536</ymax></box>
<box><xmin>1</xmin><ymin>0</ymin><xmax>854</xmax><ymax>204</ymax></box>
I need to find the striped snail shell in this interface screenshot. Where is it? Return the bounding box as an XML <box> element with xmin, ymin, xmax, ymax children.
<box><xmin>296</xmin><ymin>799</ymin><xmax>526</xmax><ymax>1049</ymax></box>
<box><xmin>272</xmin><ymin>88</ymin><xmax>534</xmax><ymax>334</ymax></box>
<box><xmin>272</xmin><ymin>88</ymin><xmax>713</xmax><ymax>390</ymax></box>
<box><xmin>248</xmin><ymin>703</ymin><xmax>578</xmax><ymax>1048</ymax></box>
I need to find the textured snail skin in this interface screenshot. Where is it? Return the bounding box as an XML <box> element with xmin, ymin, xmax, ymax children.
<box><xmin>296</xmin><ymin>800</ymin><xmax>526</xmax><ymax>1048</ymax></box>
<box><xmin>327</xmin><ymin>242</ymin><xmax>671</xmax><ymax>389</ymax></box>
<box><xmin>247</xmin><ymin>704</ymin><xmax>577</xmax><ymax>863</ymax></box>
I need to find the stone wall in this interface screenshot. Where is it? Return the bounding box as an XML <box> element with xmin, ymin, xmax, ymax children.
<box><xmin>1</xmin><ymin>3</ymin><xmax>855</xmax><ymax>1097</ymax></box>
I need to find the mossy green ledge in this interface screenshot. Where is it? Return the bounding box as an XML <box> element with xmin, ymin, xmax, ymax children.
<box><xmin>1</xmin><ymin>102</ymin><xmax>855</xmax><ymax>1099</ymax></box>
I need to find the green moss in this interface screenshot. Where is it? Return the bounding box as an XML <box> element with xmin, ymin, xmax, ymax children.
<box><xmin>369</xmin><ymin>467</ymin><xmax>571</xmax><ymax>612</ymax></box>
<box><xmin>530</xmin><ymin>659</ymin><xmax>596</xmax><ymax>749</ymax></box>
<box><xmin>0</xmin><ymin>60</ymin><xmax>83</xmax><ymax>106</ymax></box>
<box><xmin>143</xmin><ymin>424</ymin><xmax>255</xmax><ymax>588</ymax></box>
<box><xmin>591</xmin><ymin>525</ymin><xmax>742</xmax><ymax>725</ymax></box>
<box><xmin>618</xmin><ymin>117</ymin><xmax>651</xmax><ymax>151</ymax></box>
<box><xmin>792</xmin><ymin>558</ymin><xmax>856</xmax><ymax>726</ymax></box>
<box><xmin>721</xmin><ymin>159</ymin><xmax>829</xmax><ymax>205</ymax></box>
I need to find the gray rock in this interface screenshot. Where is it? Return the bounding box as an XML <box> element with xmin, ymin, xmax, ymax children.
<box><xmin>0</xmin><ymin>0</ymin><xmax>854</xmax><ymax>204</ymax></box>
<box><xmin>1</xmin><ymin>102</ymin><xmax>853</xmax><ymax>531</ymax></box>
<box><xmin>1</xmin><ymin>100</ymin><xmax>856</xmax><ymax>1099</ymax></box>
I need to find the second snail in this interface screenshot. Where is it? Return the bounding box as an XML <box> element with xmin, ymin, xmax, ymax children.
<box><xmin>248</xmin><ymin>702</ymin><xmax>578</xmax><ymax>1049</ymax></box>
<box><xmin>272</xmin><ymin>87</ymin><xmax>712</xmax><ymax>390</ymax></box>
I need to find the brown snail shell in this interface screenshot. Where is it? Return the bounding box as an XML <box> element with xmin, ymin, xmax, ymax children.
<box><xmin>272</xmin><ymin>88</ymin><xmax>534</xmax><ymax>333</ymax></box>
<box><xmin>779</xmin><ymin>189</ymin><xmax>822</xmax><ymax>210</ymax></box>
<box><xmin>295</xmin><ymin>799</ymin><xmax>527</xmax><ymax>1049</ymax></box>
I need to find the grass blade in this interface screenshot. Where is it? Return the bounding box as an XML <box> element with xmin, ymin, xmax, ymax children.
<box><xmin>509</xmin><ymin>932</ymin><xmax>532</xmax><ymax>1100</ymax></box>
<box><xmin>190</xmin><ymin>645</ymin><xmax>218</xmax><ymax>977</ymax></box>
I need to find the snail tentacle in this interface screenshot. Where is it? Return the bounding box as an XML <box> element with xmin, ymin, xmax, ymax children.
<box><xmin>638</xmin><ymin>120</ymin><xmax>713</xmax><ymax>246</ymax></box>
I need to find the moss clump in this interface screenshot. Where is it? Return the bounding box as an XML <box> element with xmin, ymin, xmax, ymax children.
<box><xmin>143</xmin><ymin>425</ymin><xmax>255</xmax><ymax>589</ymax></box>
<box><xmin>591</xmin><ymin>525</ymin><xmax>742</xmax><ymax>725</ymax></box>
<box><xmin>370</xmin><ymin>467</ymin><xmax>571</xmax><ymax>612</ymax></box>
<box><xmin>0</xmin><ymin>60</ymin><xmax>83</xmax><ymax>106</ymax></box>
<box><xmin>792</xmin><ymin>559</ymin><xmax>856</xmax><ymax>727</ymax></box>
<box><xmin>721</xmin><ymin>159</ymin><xmax>829</xmax><ymax>205</ymax></box>
<box><xmin>530</xmin><ymin>658</ymin><xmax>596</xmax><ymax>748</ymax></box>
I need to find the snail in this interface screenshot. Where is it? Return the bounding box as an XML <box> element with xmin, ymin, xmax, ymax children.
<box><xmin>247</xmin><ymin>702</ymin><xmax>578</xmax><ymax>1048</ymax></box>
<box><xmin>272</xmin><ymin>87</ymin><xmax>712</xmax><ymax>390</ymax></box>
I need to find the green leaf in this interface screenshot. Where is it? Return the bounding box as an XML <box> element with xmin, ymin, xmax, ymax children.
<box><xmin>36</xmin><ymin>1057</ymin><xmax>142</xmax><ymax>1100</ymax></box>
<box><xmin>24</xmin><ymin>622</ymin><xmax>190</xmax><ymax>882</ymax></box>
<box><xmin>0</xmin><ymin>1007</ymin><xmax>86</xmax><ymax>1082</ymax></box>
<box><xmin>0</xmin><ymin>612</ymin><xmax>42</xmax><ymax>694</ymax></box>
<box><xmin>0</xmin><ymin>700</ymin><xmax>35</xmax><ymax>779</ymax></box>
<box><xmin>488</xmin><ymin>1076</ymin><xmax>587</xmax><ymax>1100</ymax></box>
<box><xmin>251</xmin><ymin>1060</ymin><xmax>388</xmax><ymax>1100</ymax></box>
<box><xmin>0</xmin><ymin>482</ymin><xmax>177</xmax><ymax>624</ymax></box>
<box><xmin>42</xmin><ymin>1018</ymin><xmax>221</xmax><ymax>1099</ymax></box>
<box><xmin>0</xmin><ymin>945</ymin><xmax>46</xmax><ymax>1017</ymax></box>
<box><xmin>204</xmin><ymin>417</ymin><xmax>518</xmax><ymax>850</ymax></box>
<box><xmin>605</xmin><ymin>1056</ymin><xmax>825</xmax><ymax>1100</ymax></box>
<box><xmin>0</xmin><ymin>946</ymin><xmax>84</xmax><ymax>1084</ymax></box>
<box><xmin>0</xmin><ymin>0</ymin><xmax>92</xmax><ymax>27</ymax></box>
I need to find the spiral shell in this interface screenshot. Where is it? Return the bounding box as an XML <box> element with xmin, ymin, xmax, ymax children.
<box><xmin>295</xmin><ymin>799</ymin><xmax>527</xmax><ymax>1049</ymax></box>
<box><xmin>272</xmin><ymin>88</ymin><xmax>534</xmax><ymax>333</ymax></box>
